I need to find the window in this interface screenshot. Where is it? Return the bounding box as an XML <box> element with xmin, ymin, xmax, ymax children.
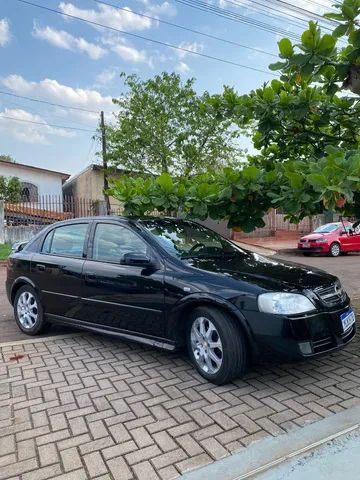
<box><xmin>141</xmin><ymin>219</ymin><xmax>239</xmax><ymax>259</ymax></box>
<box><xmin>20</xmin><ymin>182</ymin><xmax>38</xmax><ymax>202</ymax></box>
<box><xmin>92</xmin><ymin>223</ymin><xmax>147</xmax><ymax>263</ymax></box>
<box><xmin>42</xmin><ymin>224</ymin><xmax>88</xmax><ymax>257</ymax></box>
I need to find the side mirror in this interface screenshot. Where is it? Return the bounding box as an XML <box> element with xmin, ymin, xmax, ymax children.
<box><xmin>11</xmin><ymin>241</ymin><xmax>27</xmax><ymax>253</ymax></box>
<box><xmin>121</xmin><ymin>252</ymin><xmax>153</xmax><ymax>267</ymax></box>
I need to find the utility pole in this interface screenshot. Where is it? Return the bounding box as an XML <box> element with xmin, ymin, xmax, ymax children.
<box><xmin>100</xmin><ymin>111</ymin><xmax>111</xmax><ymax>215</ymax></box>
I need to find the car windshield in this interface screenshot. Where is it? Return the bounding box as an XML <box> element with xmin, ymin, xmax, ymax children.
<box><xmin>141</xmin><ymin>219</ymin><xmax>240</xmax><ymax>259</ymax></box>
<box><xmin>314</xmin><ymin>224</ymin><xmax>339</xmax><ymax>233</ymax></box>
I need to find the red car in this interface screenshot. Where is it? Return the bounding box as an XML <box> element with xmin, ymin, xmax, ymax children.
<box><xmin>298</xmin><ymin>222</ymin><xmax>360</xmax><ymax>257</ymax></box>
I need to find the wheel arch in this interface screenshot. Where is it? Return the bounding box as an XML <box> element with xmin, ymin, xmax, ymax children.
<box><xmin>168</xmin><ymin>294</ymin><xmax>258</xmax><ymax>358</ymax></box>
<box><xmin>10</xmin><ymin>277</ymin><xmax>37</xmax><ymax>305</ymax></box>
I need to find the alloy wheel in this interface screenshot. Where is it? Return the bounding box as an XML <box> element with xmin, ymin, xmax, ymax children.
<box><xmin>330</xmin><ymin>243</ymin><xmax>340</xmax><ymax>257</ymax></box>
<box><xmin>17</xmin><ymin>291</ymin><xmax>38</xmax><ymax>329</ymax></box>
<box><xmin>190</xmin><ymin>316</ymin><xmax>223</xmax><ymax>374</ymax></box>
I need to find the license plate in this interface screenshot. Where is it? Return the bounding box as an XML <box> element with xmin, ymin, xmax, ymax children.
<box><xmin>302</xmin><ymin>244</ymin><xmax>310</xmax><ymax>248</ymax></box>
<box><xmin>341</xmin><ymin>310</ymin><xmax>356</xmax><ymax>332</ymax></box>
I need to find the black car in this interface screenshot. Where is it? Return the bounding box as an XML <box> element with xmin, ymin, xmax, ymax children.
<box><xmin>6</xmin><ymin>217</ymin><xmax>356</xmax><ymax>384</ymax></box>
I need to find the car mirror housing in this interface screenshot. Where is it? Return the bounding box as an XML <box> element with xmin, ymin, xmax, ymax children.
<box><xmin>121</xmin><ymin>252</ymin><xmax>153</xmax><ymax>267</ymax></box>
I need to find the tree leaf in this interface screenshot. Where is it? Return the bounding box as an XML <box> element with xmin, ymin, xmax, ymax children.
<box><xmin>278</xmin><ymin>38</ymin><xmax>294</xmax><ymax>58</ymax></box>
<box><xmin>318</xmin><ymin>34</ymin><xmax>336</xmax><ymax>53</ymax></box>
<box><xmin>269</xmin><ymin>61</ymin><xmax>287</xmax><ymax>71</ymax></box>
<box><xmin>333</xmin><ymin>24</ymin><xmax>348</xmax><ymax>39</ymax></box>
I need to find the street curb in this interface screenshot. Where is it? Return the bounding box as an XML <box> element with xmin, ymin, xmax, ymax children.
<box><xmin>234</xmin><ymin>241</ymin><xmax>277</xmax><ymax>256</ymax></box>
<box><xmin>0</xmin><ymin>332</ymin><xmax>85</xmax><ymax>348</ymax></box>
<box><xmin>181</xmin><ymin>404</ymin><xmax>360</xmax><ymax>480</ymax></box>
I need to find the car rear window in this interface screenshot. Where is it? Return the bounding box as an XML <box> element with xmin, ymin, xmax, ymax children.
<box><xmin>42</xmin><ymin>224</ymin><xmax>88</xmax><ymax>258</ymax></box>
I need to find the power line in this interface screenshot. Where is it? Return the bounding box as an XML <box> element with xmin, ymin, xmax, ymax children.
<box><xmin>0</xmin><ymin>90</ymin><xmax>100</xmax><ymax>114</ymax></box>
<box><xmin>174</xmin><ymin>0</ymin><xmax>301</xmax><ymax>40</ymax></box>
<box><xmin>225</xmin><ymin>0</ymin><xmax>336</xmax><ymax>32</ymax></box>
<box><xmin>0</xmin><ymin>115</ymin><xmax>96</xmax><ymax>132</ymax></box>
<box><xmin>269</xmin><ymin>0</ymin><xmax>338</xmax><ymax>23</ymax></box>
<box><xmin>93</xmin><ymin>0</ymin><xmax>278</xmax><ymax>57</ymax></box>
<box><xmin>0</xmin><ymin>97</ymin><xmax>98</xmax><ymax>130</ymax></box>
<box><xmin>15</xmin><ymin>0</ymin><xmax>277</xmax><ymax>76</ymax></box>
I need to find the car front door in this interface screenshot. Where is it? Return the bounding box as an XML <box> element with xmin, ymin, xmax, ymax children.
<box><xmin>30</xmin><ymin>222</ymin><xmax>91</xmax><ymax>318</ymax></box>
<box><xmin>339</xmin><ymin>225</ymin><xmax>358</xmax><ymax>252</ymax></box>
<box><xmin>80</xmin><ymin>221</ymin><xmax>166</xmax><ymax>339</ymax></box>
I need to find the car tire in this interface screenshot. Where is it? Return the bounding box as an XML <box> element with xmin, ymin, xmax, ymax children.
<box><xmin>186</xmin><ymin>306</ymin><xmax>247</xmax><ymax>385</ymax></box>
<box><xmin>329</xmin><ymin>242</ymin><xmax>341</xmax><ymax>257</ymax></box>
<box><xmin>14</xmin><ymin>285</ymin><xmax>48</xmax><ymax>335</ymax></box>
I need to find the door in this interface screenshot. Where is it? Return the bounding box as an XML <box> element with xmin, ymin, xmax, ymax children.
<box><xmin>80</xmin><ymin>222</ymin><xmax>166</xmax><ymax>338</ymax></box>
<box><xmin>31</xmin><ymin>222</ymin><xmax>90</xmax><ymax>318</ymax></box>
<box><xmin>339</xmin><ymin>226</ymin><xmax>359</xmax><ymax>252</ymax></box>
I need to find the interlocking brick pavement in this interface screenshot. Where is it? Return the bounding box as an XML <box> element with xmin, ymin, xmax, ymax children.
<box><xmin>1</xmin><ymin>324</ymin><xmax>360</xmax><ymax>480</ymax></box>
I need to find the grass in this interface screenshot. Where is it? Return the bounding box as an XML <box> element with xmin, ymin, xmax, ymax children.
<box><xmin>0</xmin><ymin>243</ymin><xmax>11</xmax><ymax>261</ymax></box>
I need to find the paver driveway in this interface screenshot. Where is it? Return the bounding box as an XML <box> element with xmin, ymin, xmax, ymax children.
<box><xmin>1</xmin><ymin>311</ymin><xmax>360</xmax><ymax>480</ymax></box>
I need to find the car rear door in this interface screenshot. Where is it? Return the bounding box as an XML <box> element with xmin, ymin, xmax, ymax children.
<box><xmin>80</xmin><ymin>221</ymin><xmax>166</xmax><ymax>339</ymax></box>
<box><xmin>30</xmin><ymin>221</ymin><xmax>91</xmax><ymax>319</ymax></box>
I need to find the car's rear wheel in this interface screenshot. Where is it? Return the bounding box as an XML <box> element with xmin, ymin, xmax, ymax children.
<box><xmin>329</xmin><ymin>242</ymin><xmax>341</xmax><ymax>257</ymax></box>
<box><xmin>14</xmin><ymin>285</ymin><xmax>48</xmax><ymax>335</ymax></box>
<box><xmin>186</xmin><ymin>306</ymin><xmax>247</xmax><ymax>385</ymax></box>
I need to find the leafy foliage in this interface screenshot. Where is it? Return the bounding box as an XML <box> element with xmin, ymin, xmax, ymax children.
<box><xmin>0</xmin><ymin>176</ymin><xmax>22</xmax><ymax>202</ymax></box>
<box><xmin>107</xmin><ymin>73</ymin><xmax>243</xmax><ymax>176</ymax></box>
<box><xmin>0</xmin><ymin>154</ymin><xmax>15</xmax><ymax>163</ymax></box>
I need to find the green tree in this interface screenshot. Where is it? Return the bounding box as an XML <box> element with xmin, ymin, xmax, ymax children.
<box><xmin>0</xmin><ymin>154</ymin><xmax>16</xmax><ymax>163</ymax></box>
<box><xmin>0</xmin><ymin>176</ymin><xmax>21</xmax><ymax>202</ymax></box>
<box><xmin>107</xmin><ymin>72</ymin><xmax>243</xmax><ymax>176</ymax></box>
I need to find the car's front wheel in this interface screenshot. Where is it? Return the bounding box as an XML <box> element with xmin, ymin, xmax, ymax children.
<box><xmin>186</xmin><ymin>306</ymin><xmax>247</xmax><ymax>385</ymax></box>
<box><xmin>329</xmin><ymin>242</ymin><xmax>341</xmax><ymax>257</ymax></box>
<box><xmin>14</xmin><ymin>285</ymin><xmax>48</xmax><ymax>335</ymax></box>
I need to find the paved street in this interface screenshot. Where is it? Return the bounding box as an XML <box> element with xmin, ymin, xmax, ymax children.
<box><xmin>1</xmin><ymin>257</ymin><xmax>360</xmax><ymax>479</ymax></box>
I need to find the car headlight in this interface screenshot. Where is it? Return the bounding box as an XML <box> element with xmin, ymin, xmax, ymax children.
<box><xmin>258</xmin><ymin>292</ymin><xmax>315</xmax><ymax>315</ymax></box>
<box><xmin>314</xmin><ymin>238</ymin><xmax>327</xmax><ymax>243</ymax></box>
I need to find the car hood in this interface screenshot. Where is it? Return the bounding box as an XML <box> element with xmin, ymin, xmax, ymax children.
<box><xmin>187</xmin><ymin>252</ymin><xmax>336</xmax><ymax>291</ymax></box>
<box><xmin>301</xmin><ymin>233</ymin><xmax>335</xmax><ymax>241</ymax></box>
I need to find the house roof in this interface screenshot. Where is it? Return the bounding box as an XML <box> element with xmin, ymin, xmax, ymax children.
<box><xmin>0</xmin><ymin>160</ymin><xmax>70</xmax><ymax>180</ymax></box>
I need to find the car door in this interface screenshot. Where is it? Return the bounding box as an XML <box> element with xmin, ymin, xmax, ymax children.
<box><xmin>339</xmin><ymin>225</ymin><xmax>357</xmax><ymax>252</ymax></box>
<box><xmin>80</xmin><ymin>221</ymin><xmax>166</xmax><ymax>338</ymax></box>
<box><xmin>30</xmin><ymin>222</ymin><xmax>91</xmax><ymax>318</ymax></box>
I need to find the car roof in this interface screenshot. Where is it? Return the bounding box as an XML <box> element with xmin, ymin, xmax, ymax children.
<box><xmin>46</xmin><ymin>216</ymin><xmax>194</xmax><ymax>226</ymax></box>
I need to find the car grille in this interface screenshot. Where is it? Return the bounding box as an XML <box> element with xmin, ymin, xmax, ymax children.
<box><xmin>312</xmin><ymin>324</ymin><xmax>355</xmax><ymax>354</ymax></box>
<box><xmin>314</xmin><ymin>282</ymin><xmax>347</xmax><ymax>306</ymax></box>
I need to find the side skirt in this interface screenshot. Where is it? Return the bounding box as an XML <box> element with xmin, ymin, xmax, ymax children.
<box><xmin>46</xmin><ymin>314</ymin><xmax>176</xmax><ymax>351</ymax></box>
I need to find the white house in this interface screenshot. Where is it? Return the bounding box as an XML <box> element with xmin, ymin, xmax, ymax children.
<box><xmin>0</xmin><ymin>160</ymin><xmax>70</xmax><ymax>202</ymax></box>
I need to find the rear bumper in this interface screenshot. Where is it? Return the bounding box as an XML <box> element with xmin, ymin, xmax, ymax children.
<box><xmin>245</xmin><ymin>304</ymin><xmax>356</xmax><ymax>361</ymax></box>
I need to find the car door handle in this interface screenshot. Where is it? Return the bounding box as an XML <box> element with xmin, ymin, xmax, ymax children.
<box><xmin>85</xmin><ymin>273</ymin><xmax>97</xmax><ymax>281</ymax></box>
<box><xmin>36</xmin><ymin>264</ymin><xmax>46</xmax><ymax>272</ymax></box>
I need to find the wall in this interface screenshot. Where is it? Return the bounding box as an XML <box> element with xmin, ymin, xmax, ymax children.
<box><xmin>63</xmin><ymin>167</ymin><xmax>123</xmax><ymax>211</ymax></box>
<box><xmin>0</xmin><ymin>163</ymin><xmax>64</xmax><ymax>197</ymax></box>
<box><xmin>4</xmin><ymin>225</ymin><xmax>44</xmax><ymax>245</ymax></box>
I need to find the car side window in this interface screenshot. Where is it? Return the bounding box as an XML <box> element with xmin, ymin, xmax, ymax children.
<box><xmin>92</xmin><ymin>223</ymin><xmax>147</xmax><ymax>263</ymax></box>
<box><xmin>42</xmin><ymin>224</ymin><xmax>88</xmax><ymax>258</ymax></box>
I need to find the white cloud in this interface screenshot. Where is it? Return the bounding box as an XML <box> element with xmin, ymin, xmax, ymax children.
<box><xmin>177</xmin><ymin>41</ymin><xmax>204</xmax><ymax>59</ymax></box>
<box><xmin>59</xmin><ymin>2</ymin><xmax>152</xmax><ymax>31</ymax></box>
<box><xmin>0</xmin><ymin>108</ymin><xmax>75</xmax><ymax>144</ymax></box>
<box><xmin>102</xmin><ymin>34</ymin><xmax>148</xmax><ymax>63</ymax></box>
<box><xmin>175</xmin><ymin>62</ymin><xmax>190</xmax><ymax>74</ymax></box>
<box><xmin>96</xmin><ymin>69</ymin><xmax>117</xmax><ymax>85</ymax></box>
<box><xmin>0</xmin><ymin>74</ymin><xmax>114</xmax><ymax>122</ymax></box>
<box><xmin>146</xmin><ymin>2</ymin><xmax>177</xmax><ymax>17</ymax></box>
<box><xmin>33</xmin><ymin>23</ymin><xmax>106</xmax><ymax>60</ymax></box>
<box><xmin>0</xmin><ymin>18</ymin><xmax>11</xmax><ymax>47</ymax></box>
<box><xmin>111</xmin><ymin>43</ymin><xmax>146</xmax><ymax>62</ymax></box>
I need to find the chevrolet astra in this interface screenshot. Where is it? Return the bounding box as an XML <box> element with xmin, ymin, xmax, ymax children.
<box><xmin>6</xmin><ymin>217</ymin><xmax>356</xmax><ymax>384</ymax></box>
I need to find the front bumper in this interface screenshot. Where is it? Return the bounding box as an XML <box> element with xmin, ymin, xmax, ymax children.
<box><xmin>245</xmin><ymin>304</ymin><xmax>356</xmax><ymax>361</ymax></box>
<box><xmin>298</xmin><ymin>243</ymin><xmax>329</xmax><ymax>253</ymax></box>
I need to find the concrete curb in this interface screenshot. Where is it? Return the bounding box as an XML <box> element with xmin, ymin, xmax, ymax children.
<box><xmin>0</xmin><ymin>332</ymin><xmax>85</xmax><ymax>348</ymax></box>
<box><xmin>181</xmin><ymin>404</ymin><xmax>360</xmax><ymax>480</ymax></box>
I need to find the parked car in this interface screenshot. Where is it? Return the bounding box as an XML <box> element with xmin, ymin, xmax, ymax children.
<box><xmin>6</xmin><ymin>217</ymin><xmax>356</xmax><ymax>384</ymax></box>
<box><xmin>298</xmin><ymin>222</ymin><xmax>360</xmax><ymax>257</ymax></box>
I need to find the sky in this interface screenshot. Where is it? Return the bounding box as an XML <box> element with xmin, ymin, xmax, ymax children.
<box><xmin>0</xmin><ymin>0</ymin><xmax>337</xmax><ymax>175</ymax></box>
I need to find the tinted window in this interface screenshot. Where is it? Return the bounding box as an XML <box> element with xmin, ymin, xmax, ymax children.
<box><xmin>92</xmin><ymin>223</ymin><xmax>147</xmax><ymax>263</ymax></box>
<box><xmin>141</xmin><ymin>219</ymin><xmax>239</xmax><ymax>259</ymax></box>
<box><xmin>42</xmin><ymin>224</ymin><xmax>88</xmax><ymax>257</ymax></box>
